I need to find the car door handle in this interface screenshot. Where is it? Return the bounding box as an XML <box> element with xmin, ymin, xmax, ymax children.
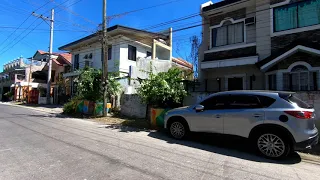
<box><xmin>253</xmin><ymin>114</ymin><xmax>262</xmax><ymax>118</ymax></box>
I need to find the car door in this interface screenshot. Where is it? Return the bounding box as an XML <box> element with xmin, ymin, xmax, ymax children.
<box><xmin>189</xmin><ymin>95</ymin><xmax>228</xmax><ymax>134</ymax></box>
<box><xmin>223</xmin><ymin>94</ymin><xmax>265</xmax><ymax>138</ymax></box>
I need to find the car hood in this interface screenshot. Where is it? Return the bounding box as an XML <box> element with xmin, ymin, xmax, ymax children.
<box><xmin>167</xmin><ymin>106</ymin><xmax>190</xmax><ymax>113</ymax></box>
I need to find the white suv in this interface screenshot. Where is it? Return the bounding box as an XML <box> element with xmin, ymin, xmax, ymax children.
<box><xmin>164</xmin><ymin>91</ymin><xmax>319</xmax><ymax>159</ymax></box>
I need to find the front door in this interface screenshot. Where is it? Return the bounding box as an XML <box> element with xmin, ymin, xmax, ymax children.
<box><xmin>228</xmin><ymin>77</ymin><xmax>243</xmax><ymax>90</ymax></box>
<box><xmin>189</xmin><ymin>95</ymin><xmax>228</xmax><ymax>133</ymax></box>
<box><xmin>223</xmin><ymin>94</ymin><xmax>265</xmax><ymax>138</ymax></box>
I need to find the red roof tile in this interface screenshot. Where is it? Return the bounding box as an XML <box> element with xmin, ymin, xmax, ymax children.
<box><xmin>37</xmin><ymin>50</ymin><xmax>61</xmax><ymax>56</ymax></box>
<box><xmin>172</xmin><ymin>57</ymin><xmax>193</xmax><ymax>69</ymax></box>
<box><xmin>37</xmin><ymin>50</ymin><xmax>47</xmax><ymax>55</ymax></box>
<box><xmin>56</xmin><ymin>53</ymin><xmax>72</xmax><ymax>65</ymax></box>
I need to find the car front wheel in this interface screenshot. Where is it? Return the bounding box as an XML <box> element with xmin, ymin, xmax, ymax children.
<box><xmin>255</xmin><ymin>132</ymin><xmax>291</xmax><ymax>159</ymax></box>
<box><xmin>169</xmin><ymin>121</ymin><xmax>187</xmax><ymax>139</ymax></box>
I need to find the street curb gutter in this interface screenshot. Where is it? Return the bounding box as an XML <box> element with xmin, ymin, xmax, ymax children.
<box><xmin>0</xmin><ymin>102</ymin><xmax>62</xmax><ymax>115</ymax></box>
<box><xmin>298</xmin><ymin>152</ymin><xmax>320</xmax><ymax>165</ymax></box>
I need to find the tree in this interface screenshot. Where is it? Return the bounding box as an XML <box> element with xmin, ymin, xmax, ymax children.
<box><xmin>137</xmin><ymin>67</ymin><xmax>187</xmax><ymax>108</ymax></box>
<box><xmin>76</xmin><ymin>67</ymin><xmax>121</xmax><ymax>102</ymax></box>
<box><xmin>188</xmin><ymin>35</ymin><xmax>201</xmax><ymax>78</ymax></box>
<box><xmin>77</xmin><ymin>67</ymin><xmax>103</xmax><ymax>101</ymax></box>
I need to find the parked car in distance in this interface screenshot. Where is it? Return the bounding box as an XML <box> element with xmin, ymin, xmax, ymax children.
<box><xmin>164</xmin><ymin>91</ymin><xmax>319</xmax><ymax>159</ymax></box>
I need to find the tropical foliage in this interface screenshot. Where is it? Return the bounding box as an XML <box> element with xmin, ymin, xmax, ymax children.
<box><xmin>63</xmin><ymin>67</ymin><xmax>122</xmax><ymax>114</ymax></box>
<box><xmin>137</xmin><ymin>67</ymin><xmax>187</xmax><ymax>108</ymax></box>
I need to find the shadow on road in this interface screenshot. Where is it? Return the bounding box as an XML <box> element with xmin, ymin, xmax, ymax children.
<box><xmin>103</xmin><ymin>124</ymin><xmax>152</xmax><ymax>132</ymax></box>
<box><xmin>12</xmin><ymin>113</ymin><xmax>68</xmax><ymax>119</ymax></box>
<box><xmin>147</xmin><ymin>130</ymin><xmax>302</xmax><ymax>165</ymax></box>
<box><xmin>20</xmin><ymin>104</ymin><xmax>62</xmax><ymax>109</ymax></box>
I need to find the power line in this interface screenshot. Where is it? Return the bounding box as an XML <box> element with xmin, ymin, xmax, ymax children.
<box><xmin>0</xmin><ymin>0</ymin><xmax>51</xmax><ymax>51</ymax></box>
<box><xmin>108</xmin><ymin>0</ymin><xmax>182</xmax><ymax>20</ymax></box>
<box><xmin>76</xmin><ymin>1</ymin><xmax>283</xmax><ymax>52</ymax></box>
<box><xmin>0</xmin><ymin>26</ymin><xmax>89</xmax><ymax>32</ymax></box>
<box><xmin>0</xmin><ymin>20</ymin><xmax>44</xmax><ymax>57</ymax></box>
<box><xmin>50</xmin><ymin>0</ymin><xmax>97</xmax><ymax>26</ymax></box>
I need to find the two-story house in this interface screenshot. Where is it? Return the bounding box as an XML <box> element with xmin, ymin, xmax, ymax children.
<box><xmin>59</xmin><ymin>25</ymin><xmax>192</xmax><ymax>95</ymax></box>
<box><xmin>199</xmin><ymin>0</ymin><xmax>320</xmax><ymax>92</ymax></box>
<box><xmin>0</xmin><ymin>50</ymin><xmax>72</xmax><ymax>104</ymax></box>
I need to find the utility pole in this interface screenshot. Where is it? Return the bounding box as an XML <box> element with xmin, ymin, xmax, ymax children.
<box><xmin>32</xmin><ymin>9</ymin><xmax>54</xmax><ymax>104</ymax></box>
<box><xmin>102</xmin><ymin>0</ymin><xmax>108</xmax><ymax>116</ymax></box>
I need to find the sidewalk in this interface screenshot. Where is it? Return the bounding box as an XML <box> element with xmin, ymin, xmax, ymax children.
<box><xmin>0</xmin><ymin>101</ymin><xmax>63</xmax><ymax>114</ymax></box>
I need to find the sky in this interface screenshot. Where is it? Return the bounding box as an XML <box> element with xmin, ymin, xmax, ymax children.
<box><xmin>0</xmin><ymin>0</ymin><xmax>219</xmax><ymax>72</ymax></box>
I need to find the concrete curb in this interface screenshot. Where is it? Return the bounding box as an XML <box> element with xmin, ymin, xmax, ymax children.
<box><xmin>298</xmin><ymin>152</ymin><xmax>320</xmax><ymax>165</ymax></box>
<box><xmin>0</xmin><ymin>102</ymin><xmax>62</xmax><ymax>115</ymax></box>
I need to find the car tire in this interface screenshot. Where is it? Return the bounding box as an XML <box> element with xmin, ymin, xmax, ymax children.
<box><xmin>168</xmin><ymin>119</ymin><xmax>189</xmax><ymax>139</ymax></box>
<box><xmin>254</xmin><ymin>130</ymin><xmax>292</xmax><ymax>159</ymax></box>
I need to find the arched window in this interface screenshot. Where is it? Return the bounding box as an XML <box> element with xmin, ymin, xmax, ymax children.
<box><xmin>291</xmin><ymin>65</ymin><xmax>308</xmax><ymax>72</ymax></box>
<box><xmin>283</xmin><ymin>65</ymin><xmax>317</xmax><ymax>91</ymax></box>
<box><xmin>211</xmin><ymin>20</ymin><xmax>244</xmax><ymax>47</ymax></box>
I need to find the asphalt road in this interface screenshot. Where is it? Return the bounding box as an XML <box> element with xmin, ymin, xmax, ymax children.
<box><xmin>1</xmin><ymin>104</ymin><xmax>320</xmax><ymax>180</ymax></box>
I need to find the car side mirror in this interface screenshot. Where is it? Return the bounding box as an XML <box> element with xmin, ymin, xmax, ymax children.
<box><xmin>195</xmin><ymin>105</ymin><xmax>204</xmax><ymax>112</ymax></box>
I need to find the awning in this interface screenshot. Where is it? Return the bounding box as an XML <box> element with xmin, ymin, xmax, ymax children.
<box><xmin>63</xmin><ymin>71</ymin><xmax>80</xmax><ymax>78</ymax></box>
<box><xmin>201</xmin><ymin>56</ymin><xmax>258</xmax><ymax>69</ymax></box>
<box><xmin>11</xmin><ymin>82</ymin><xmax>40</xmax><ymax>88</ymax></box>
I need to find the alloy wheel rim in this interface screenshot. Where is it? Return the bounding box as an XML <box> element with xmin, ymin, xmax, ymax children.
<box><xmin>170</xmin><ymin>122</ymin><xmax>185</xmax><ymax>138</ymax></box>
<box><xmin>257</xmin><ymin>134</ymin><xmax>285</xmax><ymax>158</ymax></box>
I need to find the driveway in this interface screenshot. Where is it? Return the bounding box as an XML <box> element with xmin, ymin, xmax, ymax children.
<box><xmin>0</xmin><ymin>104</ymin><xmax>319</xmax><ymax>180</ymax></box>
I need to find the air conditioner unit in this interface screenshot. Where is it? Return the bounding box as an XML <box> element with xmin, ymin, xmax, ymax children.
<box><xmin>245</xmin><ymin>17</ymin><xmax>255</xmax><ymax>26</ymax></box>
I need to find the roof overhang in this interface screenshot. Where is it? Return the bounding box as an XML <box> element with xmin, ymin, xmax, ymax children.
<box><xmin>201</xmin><ymin>56</ymin><xmax>258</xmax><ymax>69</ymax></box>
<box><xmin>201</xmin><ymin>0</ymin><xmax>252</xmax><ymax>17</ymax></box>
<box><xmin>63</xmin><ymin>71</ymin><xmax>80</xmax><ymax>78</ymax></box>
<box><xmin>260</xmin><ymin>45</ymin><xmax>320</xmax><ymax>72</ymax></box>
<box><xmin>59</xmin><ymin>25</ymin><xmax>168</xmax><ymax>51</ymax></box>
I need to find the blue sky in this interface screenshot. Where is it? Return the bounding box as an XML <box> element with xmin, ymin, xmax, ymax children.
<box><xmin>0</xmin><ymin>0</ymin><xmax>218</xmax><ymax>72</ymax></box>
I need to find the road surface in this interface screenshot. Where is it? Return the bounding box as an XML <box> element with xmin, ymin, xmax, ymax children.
<box><xmin>0</xmin><ymin>104</ymin><xmax>319</xmax><ymax>180</ymax></box>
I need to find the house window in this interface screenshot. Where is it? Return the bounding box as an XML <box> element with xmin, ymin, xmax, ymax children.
<box><xmin>128</xmin><ymin>45</ymin><xmax>137</xmax><ymax>61</ymax></box>
<box><xmin>268</xmin><ymin>74</ymin><xmax>277</xmax><ymax>90</ymax></box>
<box><xmin>74</xmin><ymin>54</ymin><xmax>79</xmax><ymax>70</ymax></box>
<box><xmin>84</xmin><ymin>61</ymin><xmax>90</xmax><ymax>67</ymax></box>
<box><xmin>212</xmin><ymin>21</ymin><xmax>244</xmax><ymax>47</ymax></box>
<box><xmin>274</xmin><ymin>0</ymin><xmax>320</xmax><ymax>32</ymax></box>
<box><xmin>108</xmin><ymin>46</ymin><xmax>112</xmax><ymax>60</ymax></box>
<box><xmin>283</xmin><ymin>65</ymin><xmax>318</xmax><ymax>91</ymax></box>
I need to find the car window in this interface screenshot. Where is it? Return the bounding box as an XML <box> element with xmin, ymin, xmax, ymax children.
<box><xmin>200</xmin><ymin>95</ymin><xmax>228</xmax><ymax>110</ymax></box>
<box><xmin>279</xmin><ymin>93</ymin><xmax>312</xmax><ymax>109</ymax></box>
<box><xmin>229</xmin><ymin>95</ymin><xmax>261</xmax><ymax>109</ymax></box>
<box><xmin>256</xmin><ymin>95</ymin><xmax>276</xmax><ymax>108</ymax></box>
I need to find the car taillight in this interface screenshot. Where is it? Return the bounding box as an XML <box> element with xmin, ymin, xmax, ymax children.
<box><xmin>284</xmin><ymin>111</ymin><xmax>313</xmax><ymax>119</ymax></box>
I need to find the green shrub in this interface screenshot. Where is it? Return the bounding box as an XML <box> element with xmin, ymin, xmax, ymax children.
<box><xmin>63</xmin><ymin>97</ymin><xmax>80</xmax><ymax>114</ymax></box>
<box><xmin>137</xmin><ymin>67</ymin><xmax>187</xmax><ymax>108</ymax></box>
<box><xmin>4</xmin><ymin>91</ymin><xmax>13</xmax><ymax>98</ymax></box>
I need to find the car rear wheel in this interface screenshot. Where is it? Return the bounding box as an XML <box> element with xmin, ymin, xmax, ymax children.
<box><xmin>169</xmin><ymin>121</ymin><xmax>187</xmax><ymax>139</ymax></box>
<box><xmin>255</xmin><ymin>132</ymin><xmax>291</xmax><ymax>159</ymax></box>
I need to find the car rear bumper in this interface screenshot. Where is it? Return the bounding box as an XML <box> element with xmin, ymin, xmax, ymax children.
<box><xmin>295</xmin><ymin>134</ymin><xmax>319</xmax><ymax>150</ymax></box>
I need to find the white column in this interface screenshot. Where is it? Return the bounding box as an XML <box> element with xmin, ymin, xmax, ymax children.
<box><xmin>276</xmin><ymin>72</ymin><xmax>283</xmax><ymax>91</ymax></box>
